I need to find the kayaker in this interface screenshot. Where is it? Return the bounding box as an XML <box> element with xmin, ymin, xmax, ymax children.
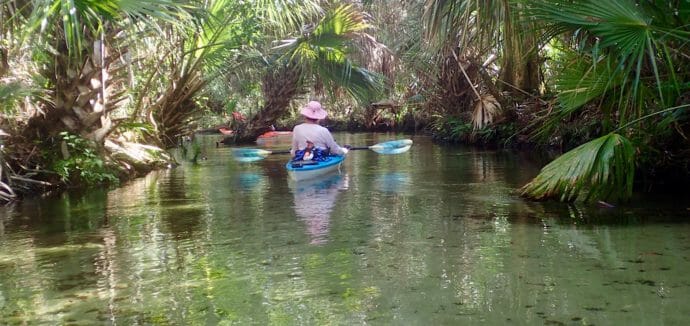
<box><xmin>290</xmin><ymin>101</ymin><xmax>349</xmax><ymax>161</ymax></box>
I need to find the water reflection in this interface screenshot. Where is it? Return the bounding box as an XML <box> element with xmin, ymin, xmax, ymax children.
<box><xmin>0</xmin><ymin>205</ymin><xmax>9</xmax><ymax>238</ymax></box>
<box><xmin>234</xmin><ymin>172</ymin><xmax>267</xmax><ymax>191</ymax></box>
<box><xmin>373</xmin><ymin>172</ymin><xmax>410</xmax><ymax>194</ymax></box>
<box><xmin>254</xmin><ymin>133</ymin><xmax>292</xmax><ymax>147</ymax></box>
<box><xmin>2</xmin><ymin>134</ymin><xmax>690</xmax><ymax>325</ymax></box>
<box><xmin>289</xmin><ymin>173</ymin><xmax>349</xmax><ymax>245</ymax></box>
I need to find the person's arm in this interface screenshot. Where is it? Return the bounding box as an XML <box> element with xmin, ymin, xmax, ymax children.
<box><xmin>321</xmin><ymin>127</ymin><xmax>347</xmax><ymax>155</ymax></box>
<box><xmin>290</xmin><ymin>126</ymin><xmax>300</xmax><ymax>156</ymax></box>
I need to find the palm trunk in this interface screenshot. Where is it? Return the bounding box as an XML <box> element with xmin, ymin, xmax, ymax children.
<box><xmin>231</xmin><ymin>62</ymin><xmax>304</xmax><ymax>143</ymax></box>
<box><xmin>25</xmin><ymin>29</ymin><xmax>119</xmax><ymax>147</ymax></box>
<box><xmin>499</xmin><ymin>1</ymin><xmax>540</xmax><ymax>94</ymax></box>
<box><xmin>149</xmin><ymin>70</ymin><xmax>206</xmax><ymax>147</ymax></box>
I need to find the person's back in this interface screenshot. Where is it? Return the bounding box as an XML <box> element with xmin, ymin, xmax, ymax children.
<box><xmin>290</xmin><ymin>101</ymin><xmax>348</xmax><ymax>158</ymax></box>
<box><xmin>292</xmin><ymin>123</ymin><xmax>339</xmax><ymax>152</ymax></box>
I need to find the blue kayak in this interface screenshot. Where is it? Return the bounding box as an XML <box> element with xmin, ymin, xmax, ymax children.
<box><xmin>286</xmin><ymin>155</ymin><xmax>345</xmax><ymax>181</ymax></box>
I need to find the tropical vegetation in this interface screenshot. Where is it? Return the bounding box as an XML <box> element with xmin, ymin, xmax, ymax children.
<box><xmin>0</xmin><ymin>0</ymin><xmax>688</xmax><ymax>203</ymax></box>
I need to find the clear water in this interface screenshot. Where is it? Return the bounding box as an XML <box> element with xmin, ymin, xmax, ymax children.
<box><xmin>1</xmin><ymin>133</ymin><xmax>689</xmax><ymax>325</ymax></box>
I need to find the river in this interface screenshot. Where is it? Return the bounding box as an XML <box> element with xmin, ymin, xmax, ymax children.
<box><xmin>1</xmin><ymin>133</ymin><xmax>689</xmax><ymax>325</ymax></box>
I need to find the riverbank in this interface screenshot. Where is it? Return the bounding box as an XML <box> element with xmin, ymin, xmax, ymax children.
<box><xmin>0</xmin><ymin>137</ymin><xmax>175</xmax><ymax>204</ymax></box>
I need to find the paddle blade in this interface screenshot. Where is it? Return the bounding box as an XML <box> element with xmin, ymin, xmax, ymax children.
<box><xmin>368</xmin><ymin>139</ymin><xmax>413</xmax><ymax>154</ymax></box>
<box><xmin>232</xmin><ymin>148</ymin><xmax>273</xmax><ymax>162</ymax></box>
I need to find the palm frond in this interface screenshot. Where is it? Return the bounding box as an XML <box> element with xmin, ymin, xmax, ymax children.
<box><xmin>0</xmin><ymin>81</ymin><xmax>33</xmax><ymax>115</ymax></box>
<box><xmin>315</xmin><ymin>57</ymin><xmax>384</xmax><ymax>104</ymax></box>
<box><xmin>529</xmin><ymin>49</ymin><xmax>624</xmax><ymax>141</ymax></box>
<box><xmin>471</xmin><ymin>94</ymin><xmax>501</xmax><ymax>130</ymax></box>
<box><xmin>276</xmin><ymin>4</ymin><xmax>370</xmax><ymax>54</ymax></box>
<box><xmin>253</xmin><ymin>0</ymin><xmax>322</xmax><ymax>37</ymax></box>
<box><xmin>524</xmin><ymin>0</ymin><xmax>690</xmax><ymax>118</ymax></box>
<box><xmin>423</xmin><ymin>0</ymin><xmax>471</xmax><ymax>45</ymax></box>
<box><xmin>24</xmin><ymin>0</ymin><xmax>198</xmax><ymax>64</ymax></box>
<box><xmin>520</xmin><ymin>133</ymin><xmax>635</xmax><ymax>202</ymax></box>
<box><xmin>555</xmin><ymin>51</ymin><xmax>622</xmax><ymax>113</ymax></box>
<box><xmin>194</xmin><ymin>0</ymin><xmax>259</xmax><ymax>73</ymax></box>
<box><xmin>273</xmin><ymin>4</ymin><xmax>384</xmax><ymax>104</ymax></box>
<box><xmin>312</xmin><ymin>4</ymin><xmax>369</xmax><ymax>39</ymax></box>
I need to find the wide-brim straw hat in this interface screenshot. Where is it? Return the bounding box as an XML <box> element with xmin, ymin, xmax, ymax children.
<box><xmin>300</xmin><ymin>101</ymin><xmax>327</xmax><ymax>120</ymax></box>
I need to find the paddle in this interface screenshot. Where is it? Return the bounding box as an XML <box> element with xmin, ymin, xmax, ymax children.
<box><xmin>232</xmin><ymin>139</ymin><xmax>413</xmax><ymax>163</ymax></box>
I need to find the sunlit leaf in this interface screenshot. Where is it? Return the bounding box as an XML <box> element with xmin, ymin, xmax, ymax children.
<box><xmin>521</xmin><ymin>133</ymin><xmax>635</xmax><ymax>202</ymax></box>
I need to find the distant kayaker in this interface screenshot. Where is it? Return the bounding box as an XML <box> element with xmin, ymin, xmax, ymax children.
<box><xmin>290</xmin><ymin>101</ymin><xmax>349</xmax><ymax>161</ymax></box>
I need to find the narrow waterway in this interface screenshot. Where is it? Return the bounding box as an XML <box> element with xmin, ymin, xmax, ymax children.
<box><xmin>1</xmin><ymin>133</ymin><xmax>689</xmax><ymax>325</ymax></box>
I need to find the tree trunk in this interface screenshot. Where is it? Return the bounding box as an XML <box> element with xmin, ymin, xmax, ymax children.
<box><xmin>0</xmin><ymin>48</ymin><xmax>8</xmax><ymax>77</ymax></box>
<box><xmin>499</xmin><ymin>1</ymin><xmax>541</xmax><ymax>95</ymax></box>
<box><xmin>231</xmin><ymin>62</ymin><xmax>304</xmax><ymax>143</ymax></box>
<box><xmin>25</xmin><ymin>29</ymin><xmax>120</xmax><ymax>147</ymax></box>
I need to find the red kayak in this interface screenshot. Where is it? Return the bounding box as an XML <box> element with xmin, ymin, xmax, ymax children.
<box><xmin>219</xmin><ymin>127</ymin><xmax>235</xmax><ymax>135</ymax></box>
<box><xmin>257</xmin><ymin>131</ymin><xmax>292</xmax><ymax>138</ymax></box>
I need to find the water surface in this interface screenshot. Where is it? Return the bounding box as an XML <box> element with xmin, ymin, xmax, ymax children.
<box><xmin>1</xmin><ymin>133</ymin><xmax>689</xmax><ymax>325</ymax></box>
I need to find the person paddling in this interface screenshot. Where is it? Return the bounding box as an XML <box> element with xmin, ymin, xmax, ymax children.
<box><xmin>290</xmin><ymin>101</ymin><xmax>349</xmax><ymax>161</ymax></box>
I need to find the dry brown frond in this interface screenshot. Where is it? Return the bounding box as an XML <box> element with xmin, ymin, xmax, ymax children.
<box><xmin>472</xmin><ymin>94</ymin><xmax>501</xmax><ymax>130</ymax></box>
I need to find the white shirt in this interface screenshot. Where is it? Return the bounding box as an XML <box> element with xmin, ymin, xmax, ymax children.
<box><xmin>290</xmin><ymin>122</ymin><xmax>346</xmax><ymax>156</ymax></box>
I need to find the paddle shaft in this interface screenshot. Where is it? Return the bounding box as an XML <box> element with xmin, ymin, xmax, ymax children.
<box><xmin>233</xmin><ymin>139</ymin><xmax>412</xmax><ymax>162</ymax></box>
<box><xmin>269</xmin><ymin>146</ymin><xmax>367</xmax><ymax>155</ymax></box>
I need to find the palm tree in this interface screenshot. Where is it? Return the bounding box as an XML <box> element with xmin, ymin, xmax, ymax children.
<box><xmin>132</xmin><ymin>0</ymin><xmax>264</xmax><ymax>147</ymax></box>
<box><xmin>520</xmin><ymin>0</ymin><xmax>690</xmax><ymax>202</ymax></box>
<box><xmin>408</xmin><ymin>0</ymin><xmax>519</xmax><ymax>136</ymax></box>
<box><xmin>233</xmin><ymin>4</ymin><xmax>385</xmax><ymax>142</ymax></box>
<box><xmin>0</xmin><ymin>0</ymin><xmax>198</xmax><ymax>191</ymax></box>
<box><xmin>18</xmin><ymin>0</ymin><xmax>195</xmax><ymax>145</ymax></box>
<box><xmin>423</xmin><ymin>0</ymin><xmax>541</xmax><ymax>102</ymax></box>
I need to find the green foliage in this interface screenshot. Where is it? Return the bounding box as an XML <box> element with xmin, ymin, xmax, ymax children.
<box><xmin>51</xmin><ymin>132</ymin><xmax>119</xmax><ymax>187</ymax></box>
<box><xmin>254</xmin><ymin>0</ymin><xmax>322</xmax><ymax>37</ymax></box>
<box><xmin>195</xmin><ymin>0</ymin><xmax>262</xmax><ymax>74</ymax></box>
<box><xmin>276</xmin><ymin>4</ymin><xmax>385</xmax><ymax>104</ymax></box>
<box><xmin>525</xmin><ymin>0</ymin><xmax>690</xmax><ymax>122</ymax></box>
<box><xmin>25</xmin><ymin>0</ymin><xmax>197</xmax><ymax>65</ymax></box>
<box><xmin>431</xmin><ymin>117</ymin><xmax>473</xmax><ymax>143</ymax></box>
<box><xmin>114</xmin><ymin>122</ymin><xmax>155</xmax><ymax>137</ymax></box>
<box><xmin>431</xmin><ymin>116</ymin><xmax>516</xmax><ymax>146</ymax></box>
<box><xmin>518</xmin><ymin>0</ymin><xmax>690</xmax><ymax>201</ymax></box>
<box><xmin>0</xmin><ymin>82</ymin><xmax>32</xmax><ymax>115</ymax></box>
<box><xmin>189</xmin><ymin>142</ymin><xmax>202</xmax><ymax>164</ymax></box>
<box><xmin>521</xmin><ymin>133</ymin><xmax>635</xmax><ymax>202</ymax></box>
<box><xmin>555</xmin><ymin>51</ymin><xmax>622</xmax><ymax>115</ymax></box>
<box><xmin>179</xmin><ymin>137</ymin><xmax>203</xmax><ymax>164</ymax></box>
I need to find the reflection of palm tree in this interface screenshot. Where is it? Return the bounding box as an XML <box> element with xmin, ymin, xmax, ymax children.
<box><xmin>290</xmin><ymin>174</ymin><xmax>349</xmax><ymax>245</ymax></box>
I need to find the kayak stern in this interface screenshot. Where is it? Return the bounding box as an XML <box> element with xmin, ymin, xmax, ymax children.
<box><xmin>286</xmin><ymin>155</ymin><xmax>345</xmax><ymax>181</ymax></box>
